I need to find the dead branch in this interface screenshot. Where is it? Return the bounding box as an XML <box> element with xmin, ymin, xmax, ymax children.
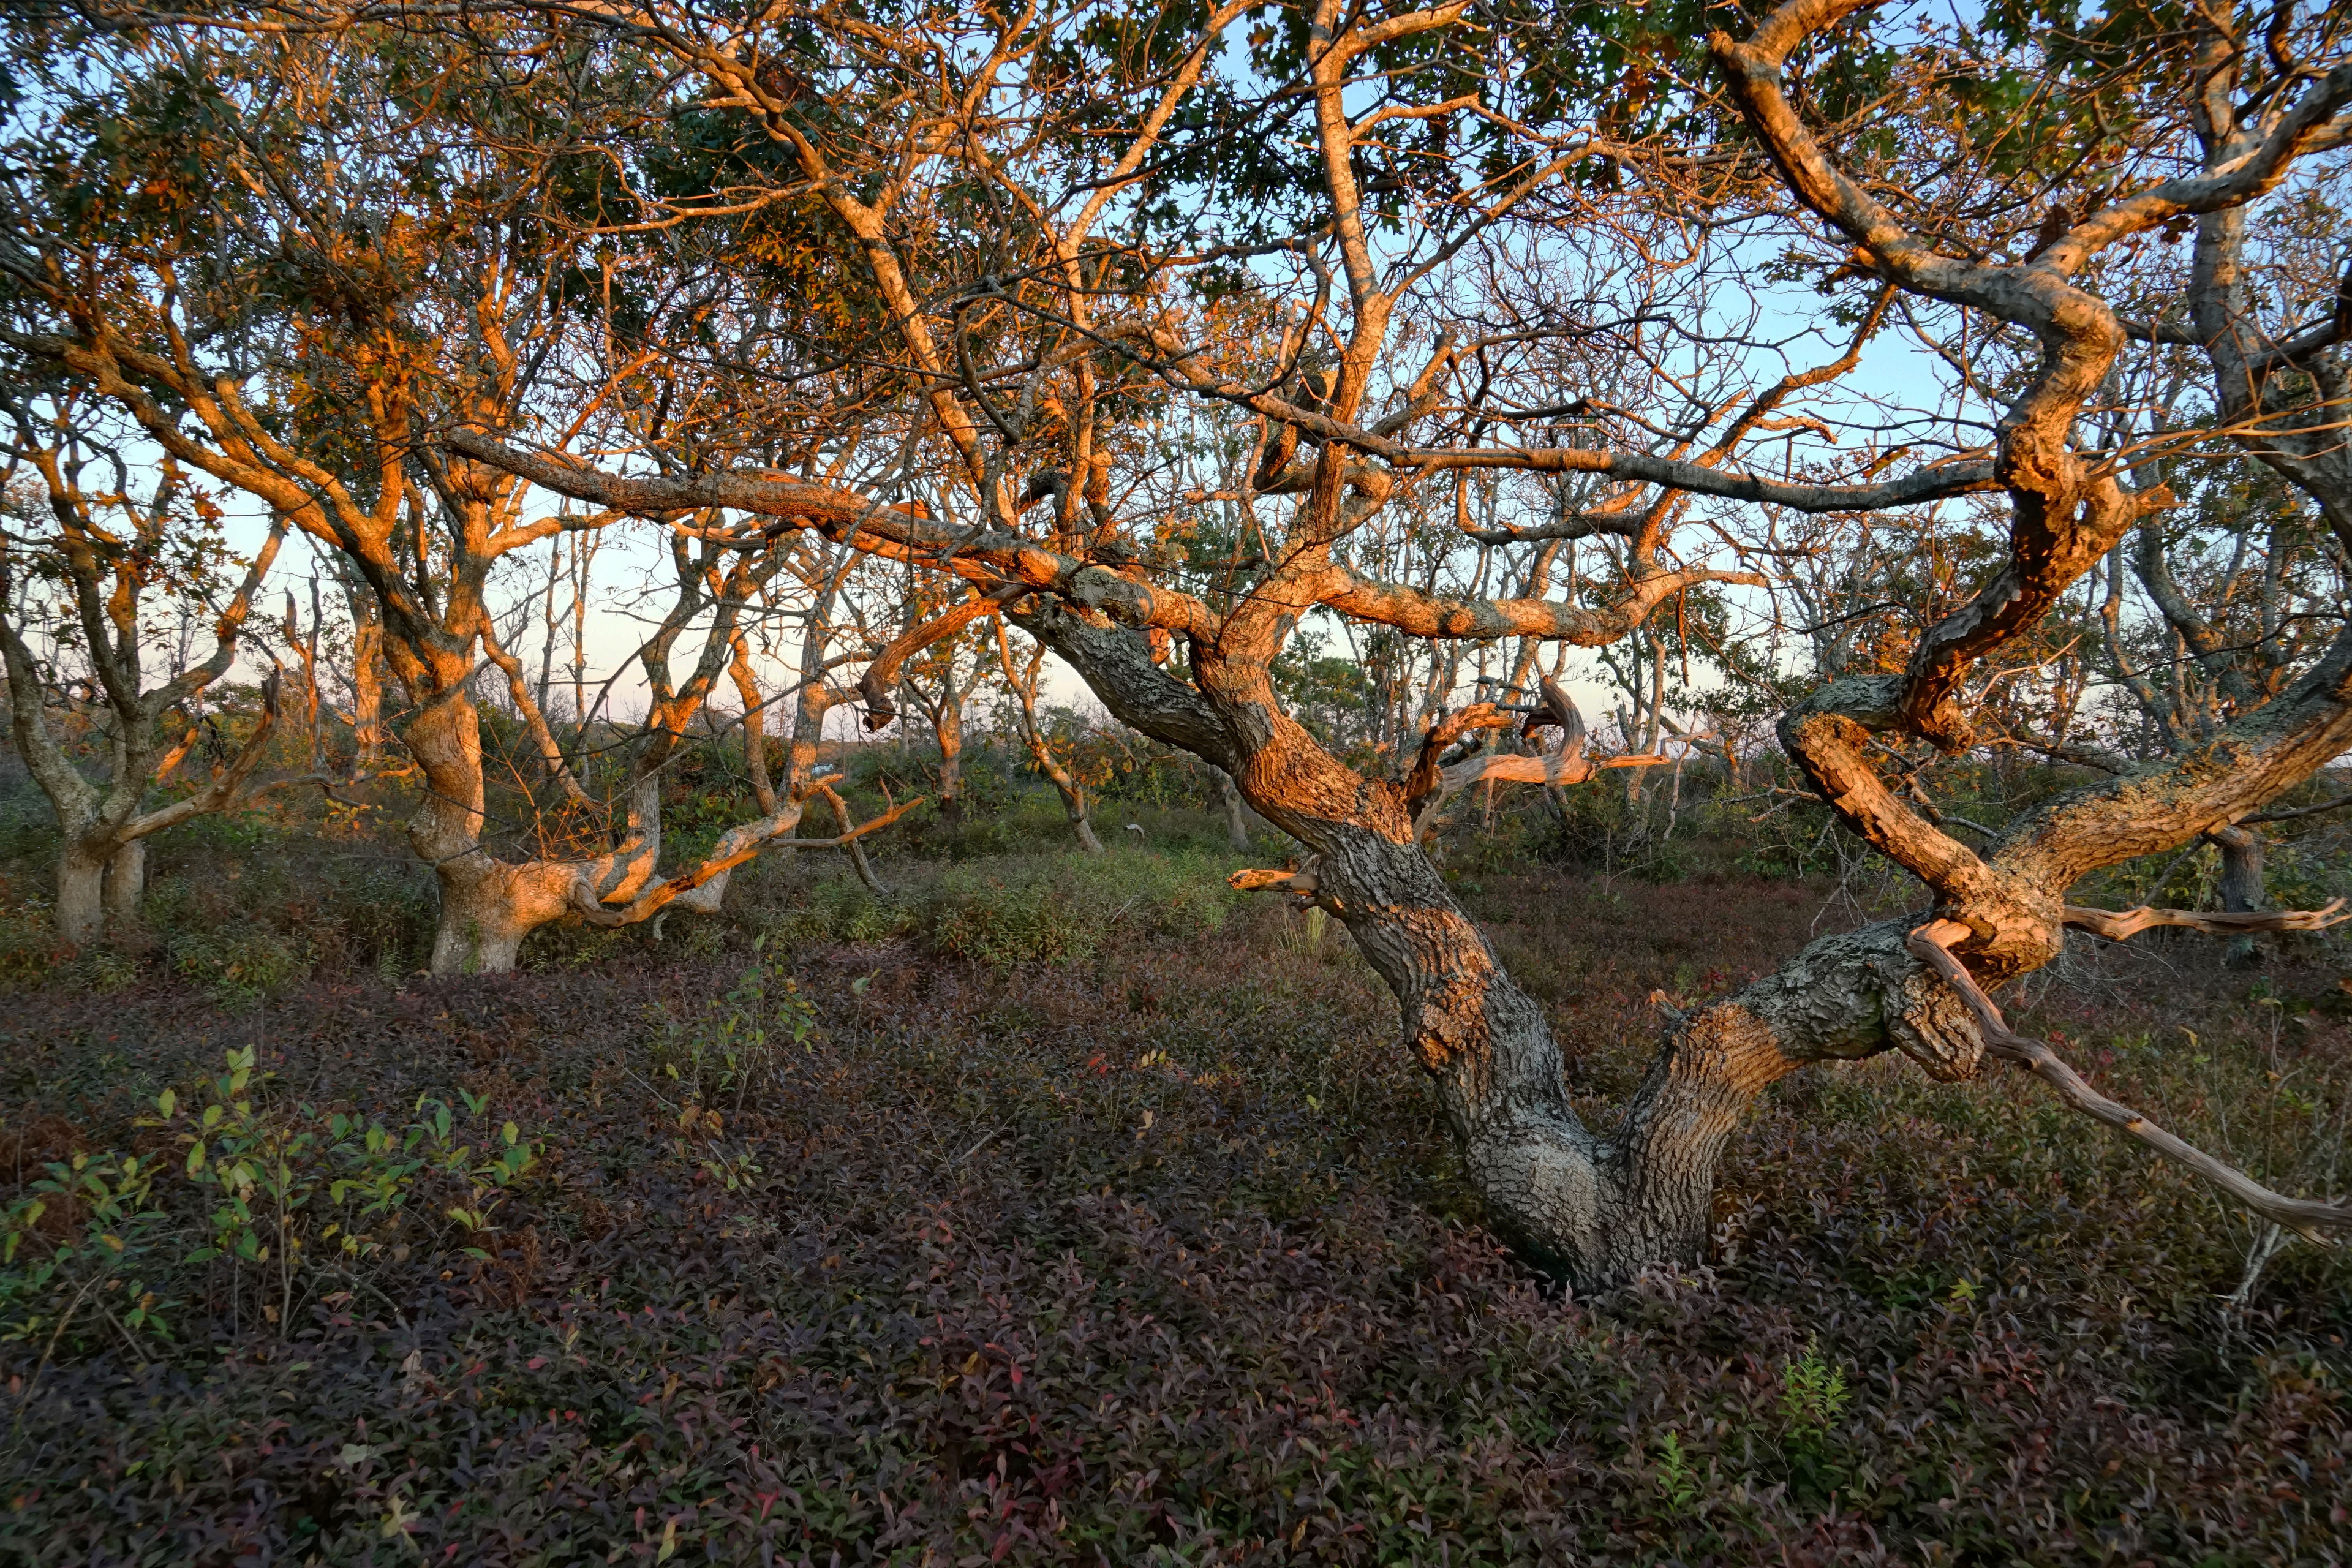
<box><xmin>119</xmin><ymin>670</ymin><xmax>285</xmax><ymax>840</ymax></box>
<box><xmin>573</xmin><ymin>791</ymin><xmax>926</xmax><ymax>927</ymax></box>
<box><xmin>816</xmin><ymin>781</ymin><xmax>894</xmax><ymax>896</ymax></box>
<box><xmin>2062</xmin><ymin>899</ymin><xmax>2349</xmax><ymax>940</ymax></box>
<box><xmin>476</xmin><ymin>614</ymin><xmax>595</xmax><ymax>808</ymax></box>
<box><xmin>859</xmin><ymin>582</ymin><xmax>1030</xmax><ymax>729</ymax></box>
<box><xmin>1403</xmin><ymin>701</ymin><xmax>1509</xmax><ymax>812</ymax></box>
<box><xmin>1517</xmin><ymin>676</ymin><xmax>1586</xmax><ymax>741</ymax></box>
<box><xmin>1908</xmin><ymin>919</ymin><xmax>2352</xmax><ymax>1242</ymax></box>
<box><xmin>1439</xmin><ymin>748</ymin><xmax>1670</xmax><ymax>791</ymax></box>
<box><xmin>2247</xmin><ymin>794</ymin><xmax>2352</xmax><ymax>824</ymax></box>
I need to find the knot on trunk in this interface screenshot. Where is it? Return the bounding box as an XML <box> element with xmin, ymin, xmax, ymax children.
<box><xmin>1901</xmin><ymin>690</ymin><xmax>1977</xmax><ymax>755</ymax></box>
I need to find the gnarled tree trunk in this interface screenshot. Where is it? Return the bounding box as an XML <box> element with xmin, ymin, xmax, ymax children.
<box><xmin>402</xmin><ymin>682</ymin><xmax>672</xmax><ymax>973</ymax></box>
<box><xmin>1028</xmin><ymin>599</ymin><xmax>1985</xmax><ymax>1294</ymax></box>
<box><xmin>932</xmin><ymin>666</ymin><xmax>965</xmax><ymax>824</ymax></box>
<box><xmin>0</xmin><ymin>475</ymin><xmax>287</xmax><ymax>948</ymax></box>
<box><xmin>437</xmin><ymin>0</ymin><xmax>2352</xmax><ymax>1280</ymax></box>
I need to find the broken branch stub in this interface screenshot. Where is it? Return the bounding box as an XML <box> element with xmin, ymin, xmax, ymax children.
<box><xmin>1230</xmin><ymin>865</ymin><xmax>1320</xmax><ymax>897</ymax></box>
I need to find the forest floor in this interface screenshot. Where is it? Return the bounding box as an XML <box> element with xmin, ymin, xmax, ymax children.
<box><xmin>2</xmin><ymin>802</ymin><xmax>2351</xmax><ymax>1564</ymax></box>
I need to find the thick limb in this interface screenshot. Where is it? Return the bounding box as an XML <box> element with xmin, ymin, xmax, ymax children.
<box><xmin>816</xmin><ymin>783</ymin><xmax>894</xmax><ymax>897</ymax></box>
<box><xmin>53</xmin><ymin>845</ymin><xmax>107</xmax><ymax>949</ymax></box>
<box><xmin>402</xmin><ymin>683</ymin><xmax>655</xmax><ymax>973</ymax></box>
<box><xmin>729</xmin><ymin>633</ymin><xmax>778</xmax><ymax>815</ymax></box>
<box><xmin>102</xmin><ymin>840</ymin><xmax>144</xmax><ymax>925</ymax></box>
<box><xmin>1240</xmin><ymin>812</ymin><xmax>1981</xmax><ymax>1287</ymax></box>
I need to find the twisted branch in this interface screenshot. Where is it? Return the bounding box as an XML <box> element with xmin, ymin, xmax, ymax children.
<box><xmin>572</xmin><ymin>793</ymin><xmax>927</xmax><ymax>927</ymax></box>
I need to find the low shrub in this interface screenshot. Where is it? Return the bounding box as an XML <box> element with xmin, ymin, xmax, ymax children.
<box><xmin>0</xmin><ymin>904</ymin><xmax>64</xmax><ymax>990</ymax></box>
<box><xmin>760</xmin><ymin>873</ymin><xmax>923</xmax><ymax>951</ymax></box>
<box><xmin>1</xmin><ymin>1047</ymin><xmax>541</xmax><ymax>1355</ymax></box>
<box><xmin>929</xmin><ymin>848</ymin><xmax>1237</xmax><ymax>968</ymax></box>
<box><xmin>2</xmin><ymin>793</ymin><xmax>2351</xmax><ymax>1563</ymax></box>
<box><xmin>168</xmin><ymin>925</ymin><xmax>315</xmax><ymax>1007</ymax></box>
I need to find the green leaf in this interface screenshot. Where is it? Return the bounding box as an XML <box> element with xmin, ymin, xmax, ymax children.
<box><xmin>156</xmin><ymin>1088</ymin><xmax>176</xmax><ymax>1118</ymax></box>
<box><xmin>186</xmin><ymin>1142</ymin><xmax>206</xmax><ymax>1177</ymax></box>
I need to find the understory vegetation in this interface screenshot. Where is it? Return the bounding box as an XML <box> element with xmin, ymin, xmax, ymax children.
<box><xmin>2</xmin><ymin>749</ymin><xmax>2350</xmax><ymax>1564</ymax></box>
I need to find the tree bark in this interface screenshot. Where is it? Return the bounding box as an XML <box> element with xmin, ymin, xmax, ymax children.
<box><xmin>103</xmin><ymin>839</ymin><xmax>145</xmax><ymax>926</ymax></box>
<box><xmin>339</xmin><ymin>567</ymin><xmax>386</xmax><ymax>769</ymax></box>
<box><xmin>403</xmin><ymin>685</ymin><xmax>657</xmax><ymax>973</ymax></box>
<box><xmin>744</xmin><ymin>700</ymin><xmax>775</xmax><ymax>814</ymax></box>
<box><xmin>55</xmin><ymin>846</ymin><xmax>106</xmax><ymax>949</ymax></box>
<box><xmin>1022</xmin><ymin>601</ymin><xmax>1993</xmax><ymax>1292</ymax></box>
<box><xmin>997</xmin><ymin>618</ymin><xmax>1106</xmax><ymax>854</ymax></box>
<box><xmin>933</xmin><ymin>668</ymin><xmax>964</xmax><ymax>824</ymax></box>
<box><xmin>844</xmin><ymin>831</ymin><xmax>890</xmax><ymax>895</ymax></box>
<box><xmin>731</xmin><ymin>636</ymin><xmax>778</xmax><ymax>815</ymax></box>
<box><xmin>786</xmin><ymin>579</ymin><xmax>840</xmax><ymax>802</ymax></box>
<box><xmin>1255</xmin><ymin>793</ymin><xmax>1979</xmax><ymax>1286</ymax></box>
<box><xmin>1215</xmin><ymin>767</ymin><xmax>1253</xmax><ymax>851</ymax></box>
<box><xmin>2211</xmin><ymin>824</ymin><xmax>2266</xmax><ymax>967</ymax></box>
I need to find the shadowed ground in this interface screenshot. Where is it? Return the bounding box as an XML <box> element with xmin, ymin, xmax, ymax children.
<box><xmin>2</xmin><ymin>812</ymin><xmax>2348</xmax><ymax>1563</ymax></box>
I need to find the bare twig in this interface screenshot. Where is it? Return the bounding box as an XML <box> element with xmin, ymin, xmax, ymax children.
<box><xmin>2247</xmin><ymin>794</ymin><xmax>2352</xmax><ymax>824</ymax></box>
